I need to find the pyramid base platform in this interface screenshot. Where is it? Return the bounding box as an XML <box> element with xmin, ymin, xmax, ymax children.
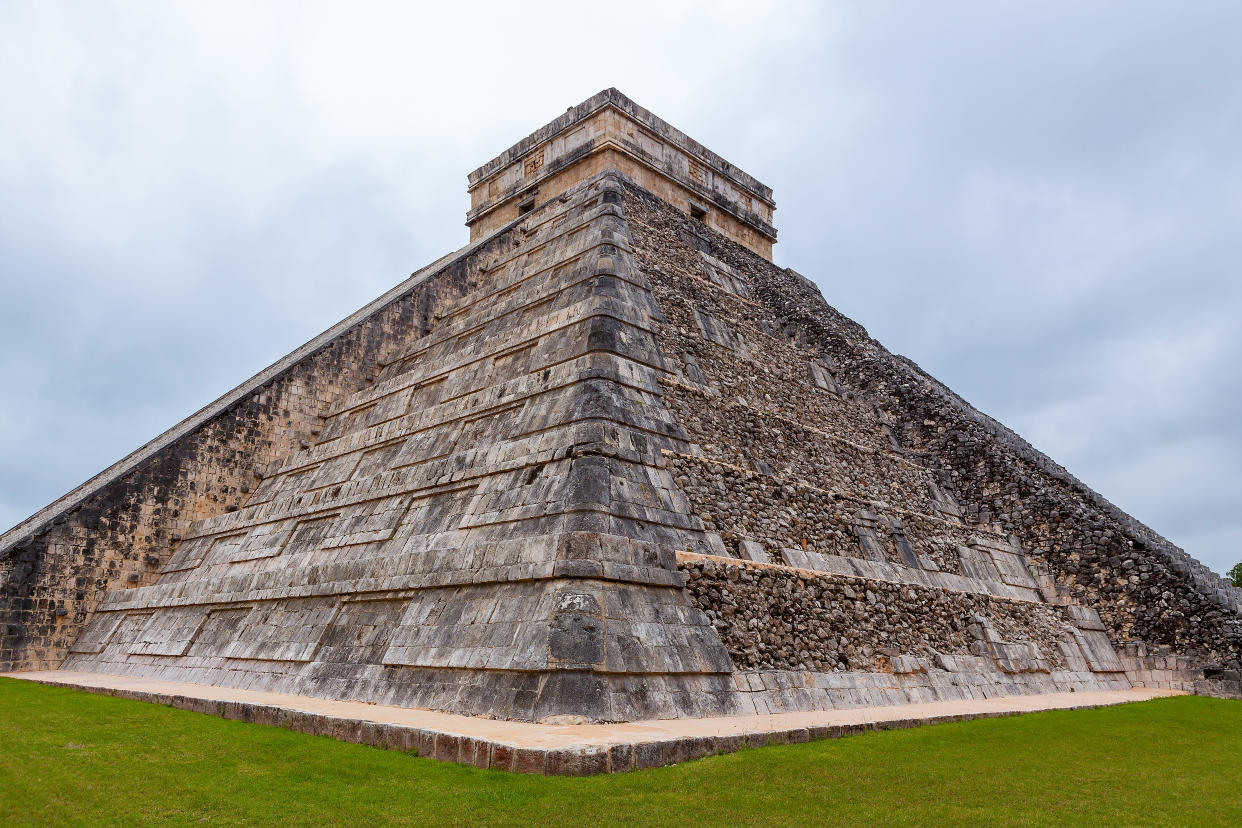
<box><xmin>7</xmin><ymin>670</ymin><xmax>1180</xmax><ymax>775</ymax></box>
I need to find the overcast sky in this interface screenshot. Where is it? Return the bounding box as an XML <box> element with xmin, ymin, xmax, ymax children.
<box><xmin>1</xmin><ymin>1</ymin><xmax>1238</xmax><ymax>574</ymax></box>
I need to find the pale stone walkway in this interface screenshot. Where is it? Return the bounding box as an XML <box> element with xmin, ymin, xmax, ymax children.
<box><xmin>8</xmin><ymin>671</ymin><xmax>1181</xmax><ymax>775</ymax></box>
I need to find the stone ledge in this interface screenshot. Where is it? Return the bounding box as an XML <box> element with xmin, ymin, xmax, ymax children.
<box><xmin>6</xmin><ymin>671</ymin><xmax>1180</xmax><ymax>776</ymax></box>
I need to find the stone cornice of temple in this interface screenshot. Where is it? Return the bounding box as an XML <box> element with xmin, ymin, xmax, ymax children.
<box><xmin>465</xmin><ymin>89</ymin><xmax>777</xmax><ymax>259</ymax></box>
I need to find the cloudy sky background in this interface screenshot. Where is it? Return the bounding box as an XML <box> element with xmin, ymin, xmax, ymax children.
<box><xmin>1</xmin><ymin>1</ymin><xmax>1239</xmax><ymax>572</ymax></box>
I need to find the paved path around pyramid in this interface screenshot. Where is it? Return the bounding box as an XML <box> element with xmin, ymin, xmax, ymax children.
<box><xmin>10</xmin><ymin>670</ymin><xmax>1177</xmax><ymax>775</ymax></box>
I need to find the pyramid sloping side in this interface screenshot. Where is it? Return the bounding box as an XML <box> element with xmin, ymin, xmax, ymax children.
<box><xmin>63</xmin><ymin>174</ymin><xmax>738</xmax><ymax>722</ymax></box>
<box><xmin>614</xmin><ymin>181</ymin><xmax>1241</xmax><ymax>693</ymax></box>
<box><xmin>0</xmin><ymin>227</ymin><xmax>510</xmax><ymax>673</ymax></box>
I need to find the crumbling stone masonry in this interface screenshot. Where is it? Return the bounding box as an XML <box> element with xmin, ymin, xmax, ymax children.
<box><xmin>3</xmin><ymin>89</ymin><xmax>1239</xmax><ymax>722</ymax></box>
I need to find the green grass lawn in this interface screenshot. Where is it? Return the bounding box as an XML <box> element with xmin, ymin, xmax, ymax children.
<box><xmin>1</xmin><ymin>677</ymin><xmax>1239</xmax><ymax>827</ymax></box>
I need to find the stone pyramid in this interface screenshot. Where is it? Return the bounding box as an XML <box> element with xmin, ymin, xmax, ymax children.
<box><xmin>2</xmin><ymin>89</ymin><xmax>1239</xmax><ymax>723</ymax></box>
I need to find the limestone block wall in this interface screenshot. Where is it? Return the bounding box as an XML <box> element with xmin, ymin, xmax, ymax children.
<box><xmin>57</xmin><ymin>173</ymin><xmax>742</xmax><ymax>722</ymax></box>
<box><xmin>0</xmin><ymin>223</ymin><xmax>514</xmax><ymax>672</ymax></box>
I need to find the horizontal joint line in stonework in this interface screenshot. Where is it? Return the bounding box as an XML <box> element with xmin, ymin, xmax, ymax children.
<box><xmin>662</xmin><ymin>378</ymin><xmax>933</xmax><ymax>474</ymax></box>
<box><xmin>195</xmin><ymin>435</ymin><xmax>676</xmax><ymax>534</ymax></box>
<box><xmin>376</xmin><ymin>665</ymin><xmax>734</xmax><ymax>677</ymax></box>
<box><xmin>377</xmin><ymin>261</ymin><xmax>640</xmax><ymax>367</ymax></box>
<box><xmin>473</xmin><ymin>127</ymin><xmax>773</xmax><ymax>209</ymax></box>
<box><xmin>675</xmin><ymin>551</ymin><xmax>1045</xmax><ymax>607</ymax></box>
<box><xmin>474</xmin><ymin>145</ymin><xmax>776</xmax><ymax>237</ymax></box>
<box><xmin>464</xmin><ymin>219</ymin><xmax>633</xmax><ymax>288</ymax></box>
<box><xmin>285</xmin><ymin>368</ymin><xmax>677</xmax><ymax>474</ymax></box>
<box><xmin>662</xmin><ymin>450</ymin><xmax>1002</xmax><ymax>538</ymax></box>
<box><xmin>364</xmin><ymin>348</ymin><xmax>584</xmax><ymax>422</ymax></box>
<box><xmin>471</xmin><ymin>226</ymin><xmax>636</xmax><ymax>296</ymax></box>
<box><xmin>515</xmin><ymin>350</ymin><xmax>671</xmax><ymax>391</ymax></box>
<box><xmin>191</xmin><ymin>479</ymin><xmax>476</xmax><ymax>535</ymax></box>
<box><xmin>256</xmin><ymin>416</ymin><xmax>680</xmax><ymax>514</ymax></box>
<box><xmin>403</xmin><ymin>268</ymin><xmax>652</xmax><ymax>364</ymax></box>
<box><xmin>489</xmin><ymin>202</ymin><xmax>604</xmax><ymax>248</ymax></box>
<box><xmin>98</xmin><ymin>569</ymin><xmax>689</xmax><ymax>610</ymax></box>
<box><xmin>459</xmin><ymin>507</ymin><xmax>695</xmax><ymax>532</ymax></box>
<box><xmin>428</xmin><ymin>336</ymin><xmax>666</xmax><ymax>408</ymax></box>
<box><xmin>293</xmin><ymin>371</ymin><xmax>601</xmax><ymax>469</ymax></box>
<box><xmin>603</xmin><ymin>138</ymin><xmax>777</xmax><ymax>211</ymax></box>
<box><xmin>473</xmin><ymin>195</ymin><xmax>614</xmax><ymax>251</ymax></box>
<box><xmin>436</xmin><ymin>409</ymin><xmax>682</xmax><ymax>450</ymax></box>
<box><xmin>304</xmin><ymin>361</ymin><xmax>655</xmax><ymax>466</ymax></box>
<box><xmin>381</xmin><ymin>249</ymin><xmax>639</xmax><ymax>363</ymax></box>
<box><xmin>312</xmin><ymin>350</ymin><xmax>673</xmax><ymax>453</ymax></box>
<box><xmin>487</xmin><ymin>186</ymin><xmax>604</xmax><ymax>235</ymax></box>
<box><xmin>372</xmin><ymin>312</ymin><xmax>660</xmax><ymax>398</ymax></box>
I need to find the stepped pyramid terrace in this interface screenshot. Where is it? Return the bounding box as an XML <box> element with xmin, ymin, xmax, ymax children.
<box><xmin>3</xmin><ymin>89</ymin><xmax>1239</xmax><ymax>772</ymax></box>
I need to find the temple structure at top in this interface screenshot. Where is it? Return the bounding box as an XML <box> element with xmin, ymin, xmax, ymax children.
<box><xmin>466</xmin><ymin>88</ymin><xmax>777</xmax><ymax>259</ymax></box>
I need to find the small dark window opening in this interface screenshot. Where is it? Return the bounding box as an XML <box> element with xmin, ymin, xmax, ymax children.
<box><xmin>517</xmin><ymin>196</ymin><xmax>536</xmax><ymax>216</ymax></box>
<box><xmin>689</xmin><ymin>202</ymin><xmax>708</xmax><ymax>221</ymax></box>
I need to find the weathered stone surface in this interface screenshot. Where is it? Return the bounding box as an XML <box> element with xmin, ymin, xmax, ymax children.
<box><xmin>4</xmin><ymin>89</ymin><xmax>1239</xmax><ymax>730</ymax></box>
<box><xmin>0</xmin><ymin>235</ymin><xmax>499</xmax><ymax>672</ymax></box>
<box><xmin>620</xmin><ymin>172</ymin><xmax>1240</xmax><ymax>692</ymax></box>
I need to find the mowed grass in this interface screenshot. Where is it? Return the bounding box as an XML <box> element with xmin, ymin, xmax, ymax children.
<box><xmin>1</xmin><ymin>678</ymin><xmax>1239</xmax><ymax>827</ymax></box>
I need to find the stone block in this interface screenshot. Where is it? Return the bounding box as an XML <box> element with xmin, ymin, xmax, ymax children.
<box><xmin>512</xmin><ymin>748</ymin><xmax>547</xmax><ymax>775</ymax></box>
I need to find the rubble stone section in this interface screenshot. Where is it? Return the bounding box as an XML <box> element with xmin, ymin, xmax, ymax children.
<box><xmin>620</xmin><ymin>177</ymin><xmax>1241</xmax><ymax>691</ymax></box>
<box><xmin>679</xmin><ymin>554</ymin><xmax>1134</xmax><ymax>714</ymax></box>
<box><xmin>680</xmin><ymin>555</ymin><xmax>1071</xmax><ymax>674</ymax></box>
